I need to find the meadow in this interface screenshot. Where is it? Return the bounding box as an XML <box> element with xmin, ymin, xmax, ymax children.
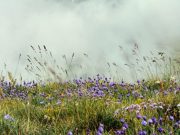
<box><xmin>0</xmin><ymin>46</ymin><xmax>179</xmax><ymax>135</ymax></box>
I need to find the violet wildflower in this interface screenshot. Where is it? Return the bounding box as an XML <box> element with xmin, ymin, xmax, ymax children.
<box><xmin>137</xmin><ymin>80</ymin><xmax>140</xmax><ymax>84</ymax></box>
<box><xmin>158</xmin><ymin>127</ymin><xmax>164</xmax><ymax>133</ymax></box>
<box><xmin>169</xmin><ymin>116</ymin><xmax>174</xmax><ymax>121</ymax></box>
<box><xmin>158</xmin><ymin>117</ymin><xmax>163</xmax><ymax>125</ymax></box>
<box><xmin>86</xmin><ymin>129</ymin><xmax>90</xmax><ymax>135</ymax></box>
<box><xmin>136</xmin><ymin>114</ymin><xmax>142</xmax><ymax>119</ymax></box>
<box><xmin>174</xmin><ymin>121</ymin><xmax>179</xmax><ymax>128</ymax></box>
<box><xmin>143</xmin><ymin>116</ymin><xmax>147</xmax><ymax>120</ymax></box>
<box><xmin>109</xmin><ymin>82</ymin><xmax>115</xmax><ymax>87</ymax></box>
<box><xmin>148</xmin><ymin>119</ymin><xmax>153</xmax><ymax>125</ymax></box>
<box><xmin>138</xmin><ymin>130</ymin><xmax>147</xmax><ymax>135</ymax></box>
<box><xmin>98</xmin><ymin>126</ymin><xmax>104</xmax><ymax>133</ymax></box>
<box><xmin>122</xmin><ymin>126</ymin><xmax>127</xmax><ymax>131</ymax></box>
<box><xmin>96</xmin><ymin>132</ymin><xmax>102</xmax><ymax>135</ymax></box>
<box><xmin>152</xmin><ymin>117</ymin><xmax>157</xmax><ymax>124</ymax></box>
<box><xmin>67</xmin><ymin>131</ymin><xmax>73</xmax><ymax>135</ymax></box>
<box><xmin>115</xmin><ymin>130</ymin><xmax>125</xmax><ymax>135</ymax></box>
<box><xmin>122</xmin><ymin>123</ymin><xmax>128</xmax><ymax>129</ymax></box>
<box><xmin>97</xmin><ymin>123</ymin><xmax>104</xmax><ymax>134</ymax></box>
<box><xmin>120</xmin><ymin>118</ymin><xmax>125</xmax><ymax>123</ymax></box>
<box><xmin>126</xmin><ymin>93</ymin><xmax>130</xmax><ymax>97</ymax></box>
<box><xmin>4</xmin><ymin>114</ymin><xmax>14</xmax><ymax>121</ymax></box>
<box><xmin>141</xmin><ymin>120</ymin><xmax>147</xmax><ymax>126</ymax></box>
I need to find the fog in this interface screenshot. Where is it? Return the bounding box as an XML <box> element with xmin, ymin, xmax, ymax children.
<box><xmin>0</xmin><ymin>0</ymin><xmax>180</xmax><ymax>81</ymax></box>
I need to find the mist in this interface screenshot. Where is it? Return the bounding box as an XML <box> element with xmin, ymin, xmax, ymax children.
<box><xmin>0</xmin><ymin>0</ymin><xmax>180</xmax><ymax>81</ymax></box>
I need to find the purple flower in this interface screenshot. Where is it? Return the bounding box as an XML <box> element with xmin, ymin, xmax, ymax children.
<box><xmin>109</xmin><ymin>82</ymin><xmax>115</xmax><ymax>87</ymax></box>
<box><xmin>86</xmin><ymin>129</ymin><xmax>90</xmax><ymax>135</ymax></box>
<box><xmin>148</xmin><ymin>119</ymin><xmax>153</xmax><ymax>125</ymax></box>
<box><xmin>120</xmin><ymin>118</ymin><xmax>125</xmax><ymax>123</ymax></box>
<box><xmin>126</xmin><ymin>93</ymin><xmax>130</xmax><ymax>97</ymax></box>
<box><xmin>98</xmin><ymin>126</ymin><xmax>104</xmax><ymax>133</ymax></box>
<box><xmin>4</xmin><ymin>114</ymin><xmax>14</xmax><ymax>121</ymax></box>
<box><xmin>67</xmin><ymin>131</ymin><xmax>73</xmax><ymax>135</ymax></box>
<box><xmin>141</xmin><ymin>120</ymin><xmax>147</xmax><ymax>126</ymax></box>
<box><xmin>137</xmin><ymin>80</ymin><xmax>140</xmax><ymax>84</ymax></box>
<box><xmin>138</xmin><ymin>130</ymin><xmax>147</xmax><ymax>135</ymax></box>
<box><xmin>97</xmin><ymin>123</ymin><xmax>104</xmax><ymax>133</ymax></box>
<box><xmin>152</xmin><ymin>117</ymin><xmax>157</xmax><ymax>124</ymax></box>
<box><xmin>158</xmin><ymin>127</ymin><xmax>163</xmax><ymax>133</ymax></box>
<box><xmin>115</xmin><ymin>130</ymin><xmax>125</xmax><ymax>135</ymax></box>
<box><xmin>136</xmin><ymin>114</ymin><xmax>142</xmax><ymax>119</ymax></box>
<box><xmin>158</xmin><ymin>117</ymin><xmax>163</xmax><ymax>125</ymax></box>
<box><xmin>169</xmin><ymin>116</ymin><xmax>174</xmax><ymax>121</ymax></box>
<box><xmin>96</xmin><ymin>132</ymin><xmax>102</xmax><ymax>135</ymax></box>
<box><xmin>143</xmin><ymin>116</ymin><xmax>147</xmax><ymax>120</ymax></box>
<box><xmin>122</xmin><ymin>123</ymin><xmax>128</xmax><ymax>129</ymax></box>
<box><xmin>174</xmin><ymin>122</ymin><xmax>179</xmax><ymax>128</ymax></box>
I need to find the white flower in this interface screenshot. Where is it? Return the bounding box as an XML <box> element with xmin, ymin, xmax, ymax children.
<box><xmin>170</xmin><ymin>76</ymin><xmax>176</xmax><ymax>81</ymax></box>
<box><xmin>155</xmin><ymin>80</ymin><xmax>161</xmax><ymax>84</ymax></box>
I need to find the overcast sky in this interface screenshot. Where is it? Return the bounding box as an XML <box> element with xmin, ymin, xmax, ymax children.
<box><xmin>0</xmin><ymin>0</ymin><xmax>180</xmax><ymax>81</ymax></box>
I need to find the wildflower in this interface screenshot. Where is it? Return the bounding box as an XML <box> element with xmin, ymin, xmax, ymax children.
<box><xmin>86</xmin><ymin>129</ymin><xmax>90</xmax><ymax>135</ymax></box>
<box><xmin>158</xmin><ymin>106</ymin><xmax>163</xmax><ymax>109</ymax></box>
<box><xmin>158</xmin><ymin>127</ymin><xmax>164</xmax><ymax>133</ymax></box>
<box><xmin>122</xmin><ymin>123</ymin><xmax>128</xmax><ymax>129</ymax></box>
<box><xmin>56</xmin><ymin>100</ymin><xmax>61</xmax><ymax>105</ymax></box>
<box><xmin>148</xmin><ymin>119</ymin><xmax>153</xmax><ymax>125</ymax></box>
<box><xmin>143</xmin><ymin>116</ymin><xmax>147</xmax><ymax>120</ymax></box>
<box><xmin>4</xmin><ymin>114</ymin><xmax>14</xmax><ymax>121</ymax></box>
<box><xmin>39</xmin><ymin>101</ymin><xmax>45</xmax><ymax>104</ymax></box>
<box><xmin>67</xmin><ymin>131</ymin><xmax>73</xmax><ymax>135</ymax></box>
<box><xmin>96</xmin><ymin>132</ymin><xmax>102</xmax><ymax>135</ymax></box>
<box><xmin>141</xmin><ymin>120</ymin><xmax>147</xmax><ymax>126</ymax></box>
<box><xmin>136</xmin><ymin>114</ymin><xmax>142</xmax><ymax>119</ymax></box>
<box><xmin>152</xmin><ymin>117</ymin><xmax>157</xmax><ymax>124</ymax></box>
<box><xmin>122</xmin><ymin>126</ymin><xmax>127</xmax><ymax>131</ymax></box>
<box><xmin>120</xmin><ymin>118</ymin><xmax>125</xmax><ymax>123</ymax></box>
<box><xmin>170</xmin><ymin>76</ymin><xmax>176</xmax><ymax>81</ymax></box>
<box><xmin>174</xmin><ymin>121</ymin><xmax>180</xmax><ymax>128</ymax></box>
<box><xmin>109</xmin><ymin>82</ymin><xmax>115</xmax><ymax>87</ymax></box>
<box><xmin>115</xmin><ymin>130</ymin><xmax>125</xmax><ymax>135</ymax></box>
<box><xmin>98</xmin><ymin>126</ymin><xmax>104</xmax><ymax>133</ymax></box>
<box><xmin>158</xmin><ymin>117</ymin><xmax>163</xmax><ymax>125</ymax></box>
<box><xmin>169</xmin><ymin>116</ymin><xmax>174</xmax><ymax>121</ymax></box>
<box><xmin>137</xmin><ymin>80</ymin><xmax>140</xmax><ymax>84</ymax></box>
<box><xmin>126</xmin><ymin>93</ymin><xmax>130</xmax><ymax>97</ymax></box>
<box><xmin>138</xmin><ymin>130</ymin><xmax>147</xmax><ymax>135</ymax></box>
<box><xmin>97</xmin><ymin>123</ymin><xmax>104</xmax><ymax>133</ymax></box>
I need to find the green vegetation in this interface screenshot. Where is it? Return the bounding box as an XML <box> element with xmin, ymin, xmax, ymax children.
<box><xmin>0</xmin><ymin>46</ymin><xmax>179</xmax><ymax>134</ymax></box>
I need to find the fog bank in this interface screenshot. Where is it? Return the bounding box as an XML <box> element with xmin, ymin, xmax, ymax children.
<box><xmin>0</xmin><ymin>0</ymin><xmax>180</xmax><ymax>81</ymax></box>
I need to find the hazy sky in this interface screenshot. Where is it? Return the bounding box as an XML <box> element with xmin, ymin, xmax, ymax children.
<box><xmin>0</xmin><ymin>0</ymin><xmax>180</xmax><ymax>81</ymax></box>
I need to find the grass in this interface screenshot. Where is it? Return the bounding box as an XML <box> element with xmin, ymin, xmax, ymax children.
<box><xmin>0</xmin><ymin>45</ymin><xmax>179</xmax><ymax>134</ymax></box>
<box><xmin>0</xmin><ymin>76</ymin><xmax>179</xmax><ymax>134</ymax></box>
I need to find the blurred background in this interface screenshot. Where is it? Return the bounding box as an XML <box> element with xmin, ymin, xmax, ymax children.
<box><xmin>0</xmin><ymin>0</ymin><xmax>180</xmax><ymax>82</ymax></box>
